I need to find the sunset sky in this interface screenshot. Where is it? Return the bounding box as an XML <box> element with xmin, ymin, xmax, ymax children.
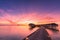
<box><xmin>0</xmin><ymin>0</ymin><xmax>60</xmax><ymax>24</ymax></box>
<box><xmin>0</xmin><ymin>0</ymin><xmax>60</xmax><ymax>39</ymax></box>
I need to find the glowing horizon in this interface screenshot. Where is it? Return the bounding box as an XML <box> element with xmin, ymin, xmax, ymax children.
<box><xmin>0</xmin><ymin>0</ymin><xmax>60</xmax><ymax>38</ymax></box>
<box><xmin>0</xmin><ymin>12</ymin><xmax>59</xmax><ymax>24</ymax></box>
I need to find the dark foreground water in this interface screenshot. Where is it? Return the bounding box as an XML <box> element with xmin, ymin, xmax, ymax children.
<box><xmin>0</xmin><ymin>35</ymin><xmax>22</xmax><ymax>40</ymax></box>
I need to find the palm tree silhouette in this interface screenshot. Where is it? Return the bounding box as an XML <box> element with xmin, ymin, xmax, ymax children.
<box><xmin>23</xmin><ymin>23</ymin><xmax>59</xmax><ymax>40</ymax></box>
<box><xmin>29</xmin><ymin>23</ymin><xmax>59</xmax><ymax>31</ymax></box>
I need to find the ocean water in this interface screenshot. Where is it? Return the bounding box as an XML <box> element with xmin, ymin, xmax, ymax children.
<box><xmin>0</xmin><ymin>26</ymin><xmax>38</xmax><ymax>40</ymax></box>
<box><xmin>0</xmin><ymin>26</ymin><xmax>60</xmax><ymax>40</ymax></box>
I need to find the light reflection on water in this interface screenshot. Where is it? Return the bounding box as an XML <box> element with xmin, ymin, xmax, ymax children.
<box><xmin>0</xmin><ymin>26</ymin><xmax>38</xmax><ymax>38</ymax></box>
<box><xmin>0</xmin><ymin>26</ymin><xmax>60</xmax><ymax>40</ymax></box>
<box><xmin>0</xmin><ymin>26</ymin><xmax>29</xmax><ymax>36</ymax></box>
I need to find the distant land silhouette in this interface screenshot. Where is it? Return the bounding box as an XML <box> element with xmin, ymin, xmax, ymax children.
<box><xmin>0</xmin><ymin>24</ymin><xmax>26</xmax><ymax>26</ymax></box>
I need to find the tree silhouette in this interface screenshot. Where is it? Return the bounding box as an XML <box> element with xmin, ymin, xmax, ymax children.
<box><xmin>29</xmin><ymin>23</ymin><xmax>59</xmax><ymax>32</ymax></box>
<box><xmin>23</xmin><ymin>23</ymin><xmax>59</xmax><ymax>40</ymax></box>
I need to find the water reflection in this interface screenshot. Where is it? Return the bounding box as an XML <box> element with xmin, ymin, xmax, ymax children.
<box><xmin>0</xmin><ymin>26</ymin><xmax>38</xmax><ymax>40</ymax></box>
<box><xmin>0</xmin><ymin>26</ymin><xmax>60</xmax><ymax>40</ymax></box>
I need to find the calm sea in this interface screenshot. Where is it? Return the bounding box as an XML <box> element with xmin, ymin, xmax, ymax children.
<box><xmin>0</xmin><ymin>26</ymin><xmax>60</xmax><ymax>40</ymax></box>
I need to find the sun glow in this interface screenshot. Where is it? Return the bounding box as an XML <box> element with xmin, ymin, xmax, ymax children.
<box><xmin>0</xmin><ymin>13</ymin><xmax>59</xmax><ymax>25</ymax></box>
<box><xmin>0</xmin><ymin>12</ymin><xmax>60</xmax><ymax>37</ymax></box>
